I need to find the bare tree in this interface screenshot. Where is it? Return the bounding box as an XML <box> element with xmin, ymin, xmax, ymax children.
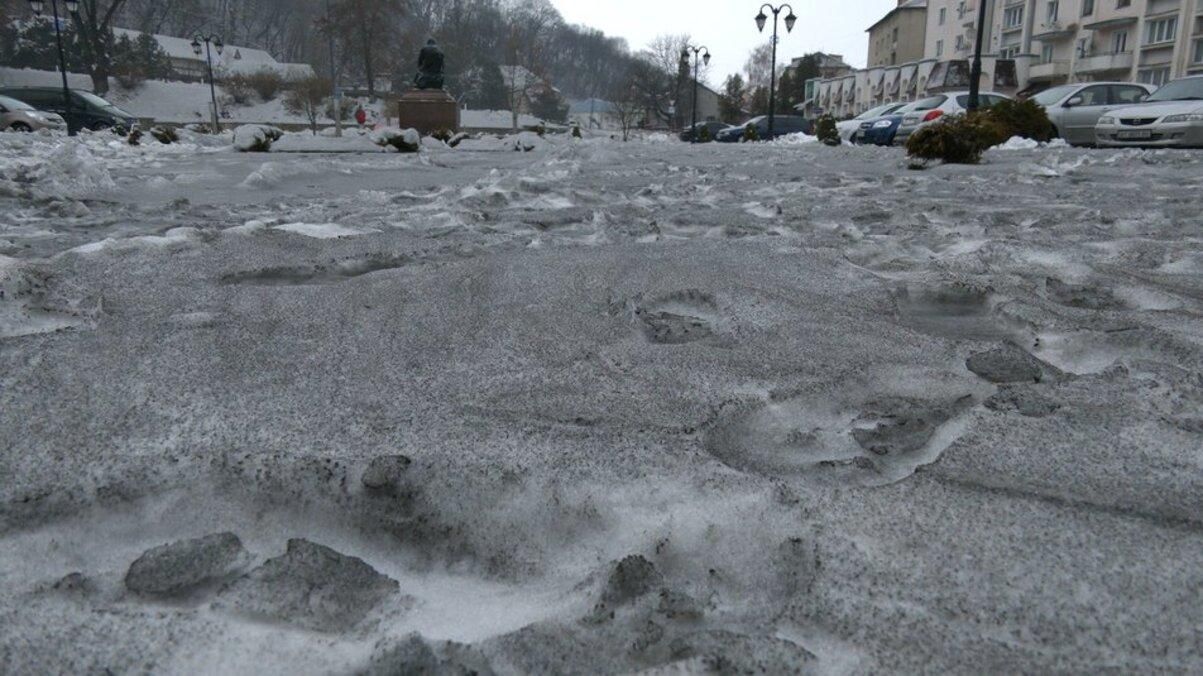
<box><xmin>70</xmin><ymin>0</ymin><xmax>130</xmax><ymax>94</ymax></box>
<box><xmin>609</xmin><ymin>84</ymin><xmax>641</xmax><ymax>142</ymax></box>
<box><xmin>284</xmin><ymin>75</ymin><xmax>330</xmax><ymax>134</ymax></box>
<box><xmin>328</xmin><ymin>0</ymin><xmax>403</xmax><ymax>99</ymax></box>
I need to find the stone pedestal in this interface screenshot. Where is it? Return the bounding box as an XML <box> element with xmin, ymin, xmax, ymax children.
<box><xmin>395</xmin><ymin>89</ymin><xmax>460</xmax><ymax>135</ymax></box>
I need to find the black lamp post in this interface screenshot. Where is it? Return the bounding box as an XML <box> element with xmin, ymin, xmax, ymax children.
<box><xmin>681</xmin><ymin>45</ymin><xmax>711</xmax><ymax>143</ymax></box>
<box><xmin>755</xmin><ymin>3</ymin><xmax>796</xmax><ymax>140</ymax></box>
<box><xmin>967</xmin><ymin>0</ymin><xmax>989</xmax><ymax>111</ymax></box>
<box><xmin>27</xmin><ymin>0</ymin><xmax>79</xmax><ymax>135</ymax></box>
<box><xmin>191</xmin><ymin>34</ymin><xmax>224</xmax><ymax>132</ymax></box>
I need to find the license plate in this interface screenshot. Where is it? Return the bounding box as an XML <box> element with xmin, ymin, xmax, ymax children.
<box><xmin>1117</xmin><ymin>130</ymin><xmax>1153</xmax><ymax>140</ymax></box>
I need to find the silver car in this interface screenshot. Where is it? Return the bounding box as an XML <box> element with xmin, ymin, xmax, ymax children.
<box><xmin>893</xmin><ymin>91</ymin><xmax>1010</xmax><ymax>146</ymax></box>
<box><xmin>0</xmin><ymin>94</ymin><xmax>66</xmax><ymax>132</ymax></box>
<box><xmin>1031</xmin><ymin>82</ymin><xmax>1154</xmax><ymax>146</ymax></box>
<box><xmin>1096</xmin><ymin>75</ymin><xmax>1203</xmax><ymax>148</ymax></box>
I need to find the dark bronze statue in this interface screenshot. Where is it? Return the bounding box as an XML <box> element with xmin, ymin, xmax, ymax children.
<box><xmin>414</xmin><ymin>39</ymin><xmax>445</xmax><ymax>90</ymax></box>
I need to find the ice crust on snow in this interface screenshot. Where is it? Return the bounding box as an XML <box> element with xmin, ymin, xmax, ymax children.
<box><xmin>2</xmin><ymin>130</ymin><xmax>1203</xmax><ymax>675</ymax></box>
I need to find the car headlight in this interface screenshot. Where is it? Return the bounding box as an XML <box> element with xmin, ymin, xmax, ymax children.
<box><xmin>1096</xmin><ymin>116</ymin><xmax>1115</xmax><ymax>125</ymax></box>
<box><xmin>1162</xmin><ymin>113</ymin><xmax>1203</xmax><ymax>123</ymax></box>
<box><xmin>872</xmin><ymin>120</ymin><xmax>893</xmax><ymax>129</ymax></box>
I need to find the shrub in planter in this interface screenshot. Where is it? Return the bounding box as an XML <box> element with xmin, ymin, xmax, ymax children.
<box><xmin>986</xmin><ymin>98</ymin><xmax>1055</xmax><ymax>143</ymax></box>
<box><xmin>698</xmin><ymin>126</ymin><xmax>712</xmax><ymax>143</ymax></box>
<box><xmin>815</xmin><ymin>114</ymin><xmax>840</xmax><ymax>146</ymax></box>
<box><xmin>233</xmin><ymin>124</ymin><xmax>273</xmax><ymax>152</ymax></box>
<box><xmin>448</xmin><ymin>132</ymin><xmax>469</xmax><ymax>148</ymax></box>
<box><xmin>127</xmin><ymin>129</ymin><xmax>143</xmax><ymax>146</ymax></box>
<box><xmin>372</xmin><ymin>128</ymin><xmax>420</xmax><ymax>153</ymax></box>
<box><xmin>430</xmin><ymin>128</ymin><xmax>453</xmax><ymax>143</ymax></box>
<box><xmin>743</xmin><ymin>123</ymin><xmax>760</xmax><ymax>142</ymax></box>
<box><xmin>905</xmin><ymin>113</ymin><xmax>1006</xmax><ymax>165</ymax></box>
<box><xmin>149</xmin><ymin>126</ymin><xmax>179</xmax><ymax>144</ymax></box>
<box><xmin>572</xmin><ymin>124</ymin><xmax>582</xmax><ymax>139</ymax></box>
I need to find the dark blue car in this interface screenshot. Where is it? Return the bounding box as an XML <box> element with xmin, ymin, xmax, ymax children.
<box><xmin>854</xmin><ymin>100</ymin><xmax>930</xmax><ymax>146</ymax></box>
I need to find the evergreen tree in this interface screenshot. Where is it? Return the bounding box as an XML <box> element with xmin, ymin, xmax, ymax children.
<box><xmin>530</xmin><ymin>86</ymin><xmax>567</xmax><ymax>123</ymax></box>
<box><xmin>720</xmin><ymin>74</ymin><xmax>744</xmax><ymax>123</ymax></box>
<box><xmin>477</xmin><ymin>61</ymin><xmax>509</xmax><ymax>110</ymax></box>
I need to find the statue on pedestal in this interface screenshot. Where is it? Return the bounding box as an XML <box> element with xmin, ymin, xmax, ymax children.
<box><xmin>414</xmin><ymin>39</ymin><xmax>445</xmax><ymax>90</ymax></box>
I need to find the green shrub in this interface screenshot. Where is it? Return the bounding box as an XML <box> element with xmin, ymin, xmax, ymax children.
<box><xmin>987</xmin><ymin>98</ymin><xmax>1055</xmax><ymax>143</ymax></box>
<box><xmin>905</xmin><ymin>113</ymin><xmax>1007</xmax><ymax>165</ymax></box>
<box><xmin>127</xmin><ymin>129</ymin><xmax>143</xmax><ymax>146</ymax></box>
<box><xmin>742</xmin><ymin>123</ymin><xmax>760</xmax><ymax>142</ymax></box>
<box><xmin>698</xmin><ymin>126</ymin><xmax>712</xmax><ymax>143</ymax></box>
<box><xmin>815</xmin><ymin>113</ymin><xmax>840</xmax><ymax>146</ymax></box>
<box><xmin>572</xmin><ymin>124</ymin><xmax>582</xmax><ymax>139</ymax></box>
<box><xmin>430</xmin><ymin>128</ymin><xmax>453</xmax><ymax>143</ymax></box>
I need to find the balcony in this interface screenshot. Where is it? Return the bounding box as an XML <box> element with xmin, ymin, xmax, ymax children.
<box><xmin>1076</xmin><ymin>51</ymin><xmax>1135</xmax><ymax>73</ymax></box>
<box><xmin>1028</xmin><ymin>60</ymin><xmax>1071</xmax><ymax>80</ymax></box>
<box><xmin>1032</xmin><ymin>22</ymin><xmax>1077</xmax><ymax>40</ymax></box>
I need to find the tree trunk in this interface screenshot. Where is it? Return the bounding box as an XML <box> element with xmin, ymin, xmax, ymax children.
<box><xmin>361</xmin><ymin>26</ymin><xmax>375</xmax><ymax>100</ymax></box>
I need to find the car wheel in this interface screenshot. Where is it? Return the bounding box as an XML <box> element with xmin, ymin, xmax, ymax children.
<box><xmin>92</xmin><ymin>121</ymin><xmax>112</xmax><ymax>132</ymax></box>
<box><xmin>9</xmin><ymin>122</ymin><xmax>33</xmax><ymax>132</ymax></box>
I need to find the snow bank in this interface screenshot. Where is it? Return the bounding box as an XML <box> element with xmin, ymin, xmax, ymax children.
<box><xmin>0</xmin><ymin>138</ymin><xmax>116</xmax><ymax>199</ymax></box>
<box><xmin>233</xmin><ymin>125</ymin><xmax>273</xmax><ymax>152</ymax></box>
<box><xmin>271</xmin><ymin>132</ymin><xmax>383</xmax><ymax>154</ymax></box>
<box><xmin>271</xmin><ymin>222</ymin><xmax>378</xmax><ymax>239</ymax></box>
<box><xmin>773</xmin><ymin>132</ymin><xmax>819</xmax><ymax>145</ymax></box>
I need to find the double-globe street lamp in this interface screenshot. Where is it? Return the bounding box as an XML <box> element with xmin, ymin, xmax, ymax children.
<box><xmin>680</xmin><ymin>45</ymin><xmax>711</xmax><ymax>143</ymax></box>
<box><xmin>754</xmin><ymin>3</ymin><xmax>797</xmax><ymax>140</ymax></box>
<box><xmin>27</xmin><ymin>0</ymin><xmax>79</xmax><ymax>135</ymax></box>
<box><xmin>191</xmin><ymin>34</ymin><xmax>224</xmax><ymax>133</ymax></box>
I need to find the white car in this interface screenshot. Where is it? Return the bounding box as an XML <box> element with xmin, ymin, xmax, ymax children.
<box><xmin>837</xmin><ymin>102</ymin><xmax>907</xmax><ymax>143</ymax></box>
<box><xmin>892</xmin><ymin>91</ymin><xmax>1011</xmax><ymax>145</ymax></box>
<box><xmin>1096</xmin><ymin>75</ymin><xmax>1203</xmax><ymax>148</ymax></box>
<box><xmin>1030</xmin><ymin>82</ymin><xmax>1154</xmax><ymax>146</ymax></box>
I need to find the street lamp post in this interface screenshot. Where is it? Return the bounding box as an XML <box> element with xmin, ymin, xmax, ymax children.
<box><xmin>27</xmin><ymin>0</ymin><xmax>79</xmax><ymax>135</ymax></box>
<box><xmin>191</xmin><ymin>34</ymin><xmax>224</xmax><ymax>133</ymax></box>
<box><xmin>755</xmin><ymin>3</ymin><xmax>797</xmax><ymax>140</ymax></box>
<box><xmin>967</xmin><ymin>0</ymin><xmax>989</xmax><ymax>112</ymax></box>
<box><xmin>681</xmin><ymin>45</ymin><xmax>711</xmax><ymax>143</ymax></box>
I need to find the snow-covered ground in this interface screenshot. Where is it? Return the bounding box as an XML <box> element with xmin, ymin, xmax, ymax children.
<box><xmin>2</xmin><ymin>129</ymin><xmax>1203</xmax><ymax>674</ymax></box>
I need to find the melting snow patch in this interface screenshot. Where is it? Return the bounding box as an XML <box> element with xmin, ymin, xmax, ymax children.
<box><xmin>271</xmin><ymin>222</ymin><xmax>378</xmax><ymax>239</ymax></box>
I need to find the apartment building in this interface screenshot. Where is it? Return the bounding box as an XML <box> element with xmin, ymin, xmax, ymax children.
<box><xmin>1005</xmin><ymin>0</ymin><xmax>1203</xmax><ymax>89</ymax></box>
<box><xmin>806</xmin><ymin>0</ymin><xmax>1203</xmax><ymax>118</ymax></box>
<box><xmin>868</xmin><ymin>1</ymin><xmax>930</xmax><ymax>67</ymax></box>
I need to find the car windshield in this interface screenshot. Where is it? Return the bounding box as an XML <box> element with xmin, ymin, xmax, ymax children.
<box><xmin>1031</xmin><ymin>85</ymin><xmax>1078</xmax><ymax>106</ymax></box>
<box><xmin>0</xmin><ymin>95</ymin><xmax>35</xmax><ymax>112</ymax></box>
<box><xmin>855</xmin><ymin>104</ymin><xmax>895</xmax><ymax>120</ymax></box>
<box><xmin>1145</xmin><ymin>78</ymin><xmax>1203</xmax><ymax>102</ymax></box>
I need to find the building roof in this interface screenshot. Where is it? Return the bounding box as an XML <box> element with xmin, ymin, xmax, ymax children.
<box><xmin>568</xmin><ymin>98</ymin><xmax>619</xmax><ymax>115</ymax></box>
<box><xmin>112</xmin><ymin>28</ymin><xmax>314</xmax><ymax>79</ymax></box>
<box><xmin>865</xmin><ymin>0</ymin><xmax>927</xmax><ymax>33</ymax></box>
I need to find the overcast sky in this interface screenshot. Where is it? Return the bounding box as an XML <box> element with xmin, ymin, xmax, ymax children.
<box><xmin>549</xmin><ymin>1</ymin><xmax>898</xmax><ymax>86</ymax></box>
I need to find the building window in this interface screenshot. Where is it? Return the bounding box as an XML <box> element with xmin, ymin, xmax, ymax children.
<box><xmin>1112</xmin><ymin>30</ymin><xmax>1128</xmax><ymax>53</ymax></box>
<box><xmin>1117</xmin><ymin>0</ymin><xmax>1130</xmax><ymax>7</ymax></box>
<box><xmin>1145</xmin><ymin>17</ymin><xmax>1176</xmax><ymax>46</ymax></box>
<box><xmin>957</xmin><ymin>1</ymin><xmax>967</xmax><ymax>19</ymax></box>
<box><xmin>1004</xmin><ymin>6</ymin><xmax>1024</xmax><ymax>29</ymax></box>
<box><xmin>1081</xmin><ymin>0</ymin><xmax>1094</xmax><ymax>16</ymax></box>
<box><xmin>1194</xmin><ymin>38</ymin><xmax>1203</xmax><ymax>64</ymax></box>
<box><xmin>936</xmin><ymin>40</ymin><xmax>944</xmax><ymax>57</ymax></box>
<box><xmin>1041</xmin><ymin>44</ymin><xmax>1055</xmax><ymax>63</ymax></box>
<box><xmin>1138</xmin><ymin>67</ymin><xmax>1170</xmax><ymax>87</ymax></box>
<box><xmin>1047</xmin><ymin>1</ymin><xmax>1059</xmax><ymax>23</ymax></box>
<box><xmin>1000</xmin><ymin>45</ymin><xmax>1020</xmax><ymax>58</ymax></box>
<box><xmin>939</xmin><ymin>7</ymin><xmax>947</xmax><ymax>25</ymax></box>
<box><xmin>956</xmin><ymin>35</ymin><xmax>965</xmax><ymax>51</ymax></box>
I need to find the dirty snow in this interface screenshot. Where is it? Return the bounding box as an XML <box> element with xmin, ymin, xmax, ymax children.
<box><xmin>2</xmin><ymin>128</ymin><xmax>1203</xmax><ymax>675</ymax></box>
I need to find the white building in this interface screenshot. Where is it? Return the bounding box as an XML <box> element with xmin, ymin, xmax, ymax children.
<box><xmin>807</xmin><ymin>0</ymin><xmax>1203</xmax><ymax>118</ymax></box>
<box><xmin>113</xmin><ymin>28</ymin><xmax>315</xmax><ymax>83</ymax></box>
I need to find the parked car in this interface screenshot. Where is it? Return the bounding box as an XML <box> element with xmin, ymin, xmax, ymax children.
<box><xmin>0</xmin><ymin>94</ymin><xmax>66</xmax><ymax>133</ymax></box>
<box><xmin>0</xmin><ymin>87</ymin><xmax>138</xmax><ymax>134</ymax></box>
<box><xmin>892</xmin><ymin>91</ymin><xmax>1010</xmax><ymax>146</ymax></box>
<box><xmin>1031</xmin><ymin>82</ymin><xmax>1154</xmax><ymax>146</ymax></box>
<box><xmin>837</xmin><ymin>102</ymin><xmax>907</xmax><ymax>143</ymax></box>
<box><xmin>715</xmin><ymin>115</ymin><xmax>811</xmax><ymax>142</ymax></box>
<box><xmin>1096</xmin><ymin>75</ymin><xmax>1203</xmax><ymax>149</ymax></box>
<box><xmin>679</xmin><ymin>120</ymin><xmax>728</xmax><ymax>142</ymax></box>
<box><xmin>856</xmin><ymin>98</ymin><xmax>941</xmax><ymax>146</ymax></box>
